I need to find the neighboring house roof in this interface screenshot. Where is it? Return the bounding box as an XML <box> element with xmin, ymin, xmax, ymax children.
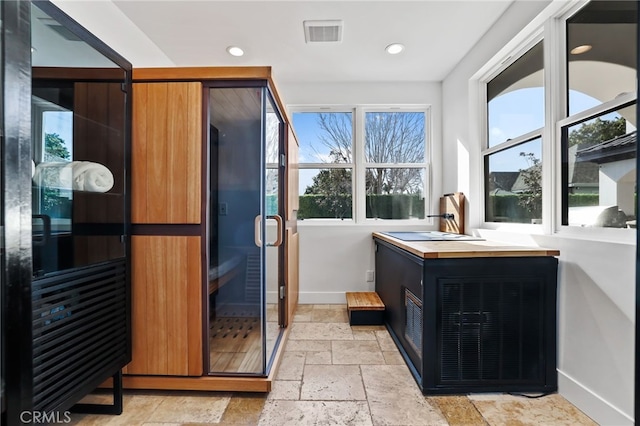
<box><xmin>575</xmin><ymin>130</ymin><xmax>637</xmax><ymax>164</ymax></box>
<box><xmin>511</xmin><ymin>163</ymin><xmax>541</xmax><ymax>193</ymax></box>
<box><xmin>487</xmin><ymin>171</ymin><xmax>520</xmax><ymax>192</ymax></box>
<box><xmin>568</xmin><ymin>144</ymin><xmax>599</xmax><ymax>188</ymax></box>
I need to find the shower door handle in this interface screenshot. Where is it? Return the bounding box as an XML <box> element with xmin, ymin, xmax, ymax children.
<box><xmin>254</xmin><ymin>214</ymin><xmax>284</xmax><ymax>247</ymax></box>
<box><xmin>268</xmin><ymin>215</ymin><xmax>284</xmax><ymax>247</ymax></box>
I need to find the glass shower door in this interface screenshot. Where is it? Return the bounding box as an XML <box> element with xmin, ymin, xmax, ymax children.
<box><xmin>208</xmin><ymin>85</ymin><xmax>284</xmax><ymax>375</ymax></box>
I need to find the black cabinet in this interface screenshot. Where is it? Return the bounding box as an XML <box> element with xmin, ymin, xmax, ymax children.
<box><xmin>374</xmin><ymin>238</ymin><xmax>558</xmax><ymax>394</ymax></box>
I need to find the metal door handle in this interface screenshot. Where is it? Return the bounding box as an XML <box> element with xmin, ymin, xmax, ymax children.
<box><xmin>269</xmin><ymin>215</ymin><xmax>283</xmax><ymax>247</ymax></box>
<box><xmin>254</xmin><ymin>214</ymin><xmax>284</xmax><ymax>247</ymax></box>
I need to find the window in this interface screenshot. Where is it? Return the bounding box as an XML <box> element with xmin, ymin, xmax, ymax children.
<box><xmin>483</xmin><ymin>40</ymin><xmax>544</xmax><ymax>224</ymax></box>
<box><xmin>560</xmin><ymin>0</ymin><xmax>637</xmax><ymax>229</ymax></box>
<box><xmin>292</xmin><ymin>107</ymin><xmax>429</xmax><ymax>221</ymax></box>
<box><xmin>364</xmin><ymin>111</ymin><xmax>426</xmax><ymax>219</ymax></box>
<box><xmin>293</xmin><ymin>111</ymin><xmax>354</xmax><ymax>220</ymax></box>
<box><xmin>479</xmin><ymin>0</ymin><xmax>637</xmax><ymax>231</ymax></box>
<box><xmin>567</xmin><ymin>1</ymin><xmax>637</xmax><ymax>116</ymax></box>
<box><xmin>562</xmin><ymin>103</ymin><xmax>636</xmax><ymax>228</ymax></box>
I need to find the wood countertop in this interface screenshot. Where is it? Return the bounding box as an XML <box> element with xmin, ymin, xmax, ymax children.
<box><xmin>372</xmin><ymin>232</ymin><xmax>560</xmax><ymax>259</ymax></box>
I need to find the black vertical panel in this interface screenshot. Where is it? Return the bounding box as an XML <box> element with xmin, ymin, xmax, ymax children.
<box><xmin>2</xmin><ymin>1</ymin><xmax>34</xmax><ymax>423</ymax></box>
<box><xmin>634</xmin><ymin>2</ymin><xmax>640</xmax><ymax>424</ymax></box>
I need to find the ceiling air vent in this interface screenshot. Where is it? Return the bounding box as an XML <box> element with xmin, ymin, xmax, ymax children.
<box><xmin>303</xmin><ymin>20</ymin><xmax>343</xmax><ymax>43</ymax></box>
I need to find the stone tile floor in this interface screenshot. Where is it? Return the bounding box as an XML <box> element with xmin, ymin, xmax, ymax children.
<box><xmin>70</xmin><ymin>304</ymin><xmax>597</xmax><ymax>426</ymax></box>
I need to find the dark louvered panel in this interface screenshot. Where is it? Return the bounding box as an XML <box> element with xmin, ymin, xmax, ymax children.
<box><xmin>439</xmin><ymin>277</ymin><xmax>544</xmax><ymax>384</ymax></box>
<box><xmin>31</xmin><ymin>260</ymin><xmax>127</xmax><ymax>411</ymax></box>
<box><xmin>404</xmin><ymin>289</ymin><xmax>422</xmax><ymax>357</ymax></box>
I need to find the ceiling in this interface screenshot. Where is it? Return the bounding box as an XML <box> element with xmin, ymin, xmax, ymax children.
<box><xmin>106</xmin><ymin>0</ymin><xmax>514</xmax><ymax>83</ymax></box>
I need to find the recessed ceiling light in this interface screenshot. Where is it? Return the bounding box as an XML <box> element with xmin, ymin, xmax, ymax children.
<box><xmin>385</xmin><ymin>43</ymin><xmax>405</xmax><ymax>55</ymax></box>
<box><xmin>570</xmin><ymin>44</ymin><xmax>592</xmax><ymax>55</ymax></box>
<box><xmin>226</xmin><ymin>46</ymin><xmax>244</xmax><ymax>57</ymax></box>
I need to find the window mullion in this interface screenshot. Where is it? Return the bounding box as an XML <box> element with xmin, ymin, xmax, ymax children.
<box><xmin>545</xmin><ymin>14</ymin><xmax>566</xmax><ymax>234</ymax></box>
<box><xmin>354</xmin><ymin>106</ymin><xmax>366</xmax><ymax>223</ymax></box>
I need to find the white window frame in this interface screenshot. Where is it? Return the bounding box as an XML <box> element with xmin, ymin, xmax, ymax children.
<box><xmin>479</xmin><ymin>32</ymin><xmax>546</xmax><ymax>230</ymax></box>
<box><xmin>471</xmin><ymin>0</ymin><xmax>636</xmax><ymax>243</ymax></box>
<box><xmin>289</xmin><ymin>104</ymin><xmax>432</xmax><ymax>224</ymax></box>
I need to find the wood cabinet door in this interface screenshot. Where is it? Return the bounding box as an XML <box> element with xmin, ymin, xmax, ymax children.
<box><xmin>284</xmin><ymin>228</ymin><xmax>299</xmax><ymax>326</ymax></box>
<box><xmin>127</xmin><ymin>235</ymin><xmax>203</xmax><ymax>376</ymax></box>
<box><xmin>132</xmin><ymin>82</ymin><xmax>202</xmax><ymax>224</ymax></box>
<box><xmin>286</xmin><ymin>125</ymin><xmax>299</xmax><ymax>217</ymax></box>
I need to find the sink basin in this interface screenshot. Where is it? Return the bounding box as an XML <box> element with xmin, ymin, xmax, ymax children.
<box><xmin>380</xmin><ymin>231</ymin><xmax>484</xmax><ymax>242</ymax></box>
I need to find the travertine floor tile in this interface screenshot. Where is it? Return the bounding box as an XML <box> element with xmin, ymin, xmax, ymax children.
<box><xmin>374</xmin><ymin>329</ymin><xmax>398</xmax><ymax>351</ymax></box>
<box><xmin>275</xmin><ymin>352</ymin><xmax>306</xmax><ymax>380</ymax></box>
<box><xmin>69</xmin><ymin>394</ymin><xmax>171</xmax><ymax>425</ymax></box>
<box><xmin>258</xmin><ymin>400</ymin><xmax>372</xmax><ymax>426</ymax></box>
<box><xmin>268</xmin><ymin>380</ymin><xmax>301</xmax><ymax>400</ymax></box>
<box><xmin>300</xmin><ymin>364</ymin><xmax>366</xmax><ymax>401</ymax></box>
<box><xmin>351</xmin><ymin>329</ymin><xmax>378</xmax><ymax>340</ymax></box>
<box><xmin>141</xmin><ymin>423</ymin><xmax>180</xmax><ymax>426</ymax></box>
<box><xmin>284</xmin><ymin>340</ymin><xmax>331</xmax><ymax>352</ymax></box>
<box><xmin>311</xmin><ymin>307</ymin><xmax>349</xmax><ymax>323</ymax></box>
<box><xmin>146</xmin><ymin>394</ymin><xmax>230</xmax><ymax>423</ymax></box>
<box><xmin>216</xmin><ymin>392</ymin><xmax>266</xmax><ymax>425</ymax></box>
<box><xmin>331</xmin><ymin>340</ymin><xmax>385</xmax><ymax>364</ymax></box>
<box><xmin>470</xmin><ymin>393</ymin><xmax>598</xmax><ymax>426</ymax></box>
<box><xmin>305</xmin><ymin>350</ymin><xmax>332</xmax><ymax>364</ymax></box>
<box><xmin>361</xmin><ymin>364</ymin><xmax>448</xmax><ymax>425</ymax></box>
<box><xmin>313</xmin><ymin>304</ymin><xmax>347</xmax><ymax>310</ymax></box>
<box><xmin>289</xmin><ymin>323</ymin><xmax>354</xmax><ymax>340</ymax></box>
<box><xmin>430</xmin><ymin>395</ymin><xmax>487</xmax><ymax>426</ymax></box>
<box><xmin>382</xmin><ymin>350</ymin><xmax>405</xmax><ymax>365</ymax></box>
<box><xmin>293</xmin><ymin>312</ymin><xmax>313</xmax><ymax>322</ymax></box>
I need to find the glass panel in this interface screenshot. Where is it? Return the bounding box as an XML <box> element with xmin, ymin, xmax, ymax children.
<box><xmin>563</xmin><ymin>104</ymin><xmax>636</xmax><ymax>227</ymax></box>
<box><xmin>365</xmin><ymin>168</ymin><xmax>425</xmax><ymax>219</ymax></box>
<box><xmin>487</xmin><ymin>41</ymin><xmax>544</xmax><ymax>147</ymax></box>
<box><xmin>31</xmin><ymin>3</ymin><xmax>126</xmax><ymax>278</ymax></box>
<box><xmin>298</xmin><ymin>168</ymin><xmax>353</xmax><ymax>220</ymax></box>
<box><xmin>292</xmin><ymin>112</ymin><xmax>352</xmax><ymax>163</ymax></box>
<box><xmin>0</xmin><ymin>2</ymin><xmax>4</xmax><ymax>411</ymax></box>
<box><xmin>264</xmin><ymin>94</ymin><xmax>282</xmax><ymax>372</ymax></box>
<box><xmin>567</xmin><ymin>1</ymin><xmax>637</xmax><ymax>116</ymax></box>
<box><xmin>208</xmin><ymin>87</ymin><xmax>284</xmax><ymax>375</ymax></box>
<box><xmin>485</xmin><ymin>138</ymin><xmax>542</xmax><ymax>223</ymax></box>
<box><xmin>364</xmin><ymin>111</ymin><xmax>426</xmax><ymax>163</ymax></box>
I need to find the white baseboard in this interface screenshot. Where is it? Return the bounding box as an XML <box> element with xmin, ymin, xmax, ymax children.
<box><xmin>558</xmin><ymin>369</ymin><xmax>633</xmax><ymax>426</ymax></box>
<box><xmin>298</xmin><ymin>291</ymin><xmax>347</xmax><ymax>304</ymax></box>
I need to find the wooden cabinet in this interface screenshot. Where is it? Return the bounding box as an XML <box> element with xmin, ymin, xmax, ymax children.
<box><xmin>127</xmin><ymin>236</ymin><xmax>202</xmax><ymax>376</ymax></box>
<box><xmin>284</xmin><ymin>125</ymin><xmax>299</xmax><ymax>326</ymax></box>
<box><xmin>127</xmin><ymin>67</ymin><xmax>298</xmax><ymax>391</ymax></box>
<box><xmin>132</xmin><ymin>82</ymin><xmax>201</xmax><ymax>224</ymax></box>
<box><xmin>374</xmin><ymin>236</ymin><xmax>558</xmax><ymax>395</ymax></box>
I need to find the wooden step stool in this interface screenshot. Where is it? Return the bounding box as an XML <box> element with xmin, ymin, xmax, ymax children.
<box><xmin>345</xmin><ymin>292</ymin><xmax>385</xmax><ymax>325</ymax></box>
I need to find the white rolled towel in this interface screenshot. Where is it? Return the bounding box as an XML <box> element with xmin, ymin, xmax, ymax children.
<box><xmin>33</xmin><ymin>161</ymin><xmax>114</xmax><ymax>193</ymax></box>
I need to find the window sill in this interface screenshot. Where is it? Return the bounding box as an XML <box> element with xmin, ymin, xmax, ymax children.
<box><xmin>478</xmin><ymin>222</ymin><xmax>636</xmax><ymax>245</ymax></box>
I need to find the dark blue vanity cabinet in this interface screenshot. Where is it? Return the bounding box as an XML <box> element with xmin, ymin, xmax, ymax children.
<box><xmin>374</xmin><ymin>234</ymin><xmax>559</xmax><ymax>395</ymax></box>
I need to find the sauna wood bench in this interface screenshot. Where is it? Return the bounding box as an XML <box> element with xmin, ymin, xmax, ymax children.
<box><xmin>345</xmin><ymin>291</ymin><xmax>385</xmax><ymax>325</ymax></box>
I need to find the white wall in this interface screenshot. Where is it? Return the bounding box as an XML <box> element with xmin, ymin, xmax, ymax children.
<box><xmin>280</xmin><ymin>81</ymin><xmax>443</xmax><ymax>303</ymax></box>
<box><xmin>442</xmin><ymin>1</ymin><xmax>634</xmax><ymax>424</ymax></box>
<box><xmin>51</xmin><ymin>0</ymin><xmax>174</xmax><ymax>67</ymax></box>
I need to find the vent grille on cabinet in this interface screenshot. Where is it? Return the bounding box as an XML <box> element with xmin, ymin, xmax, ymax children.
<box><xmin>303</xmin><ymin>20</ymin><xmax>343</xmax><ymax>43</ymax></box>
<box><xmin>405</xmin><ymin>289</ymin><xmax>423</xmax><ymax>357</ymax></box>
<box><xmin>439</xmin><ymin>278</ymin><xmax>544</xmax><ymax>384</ymax></box>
